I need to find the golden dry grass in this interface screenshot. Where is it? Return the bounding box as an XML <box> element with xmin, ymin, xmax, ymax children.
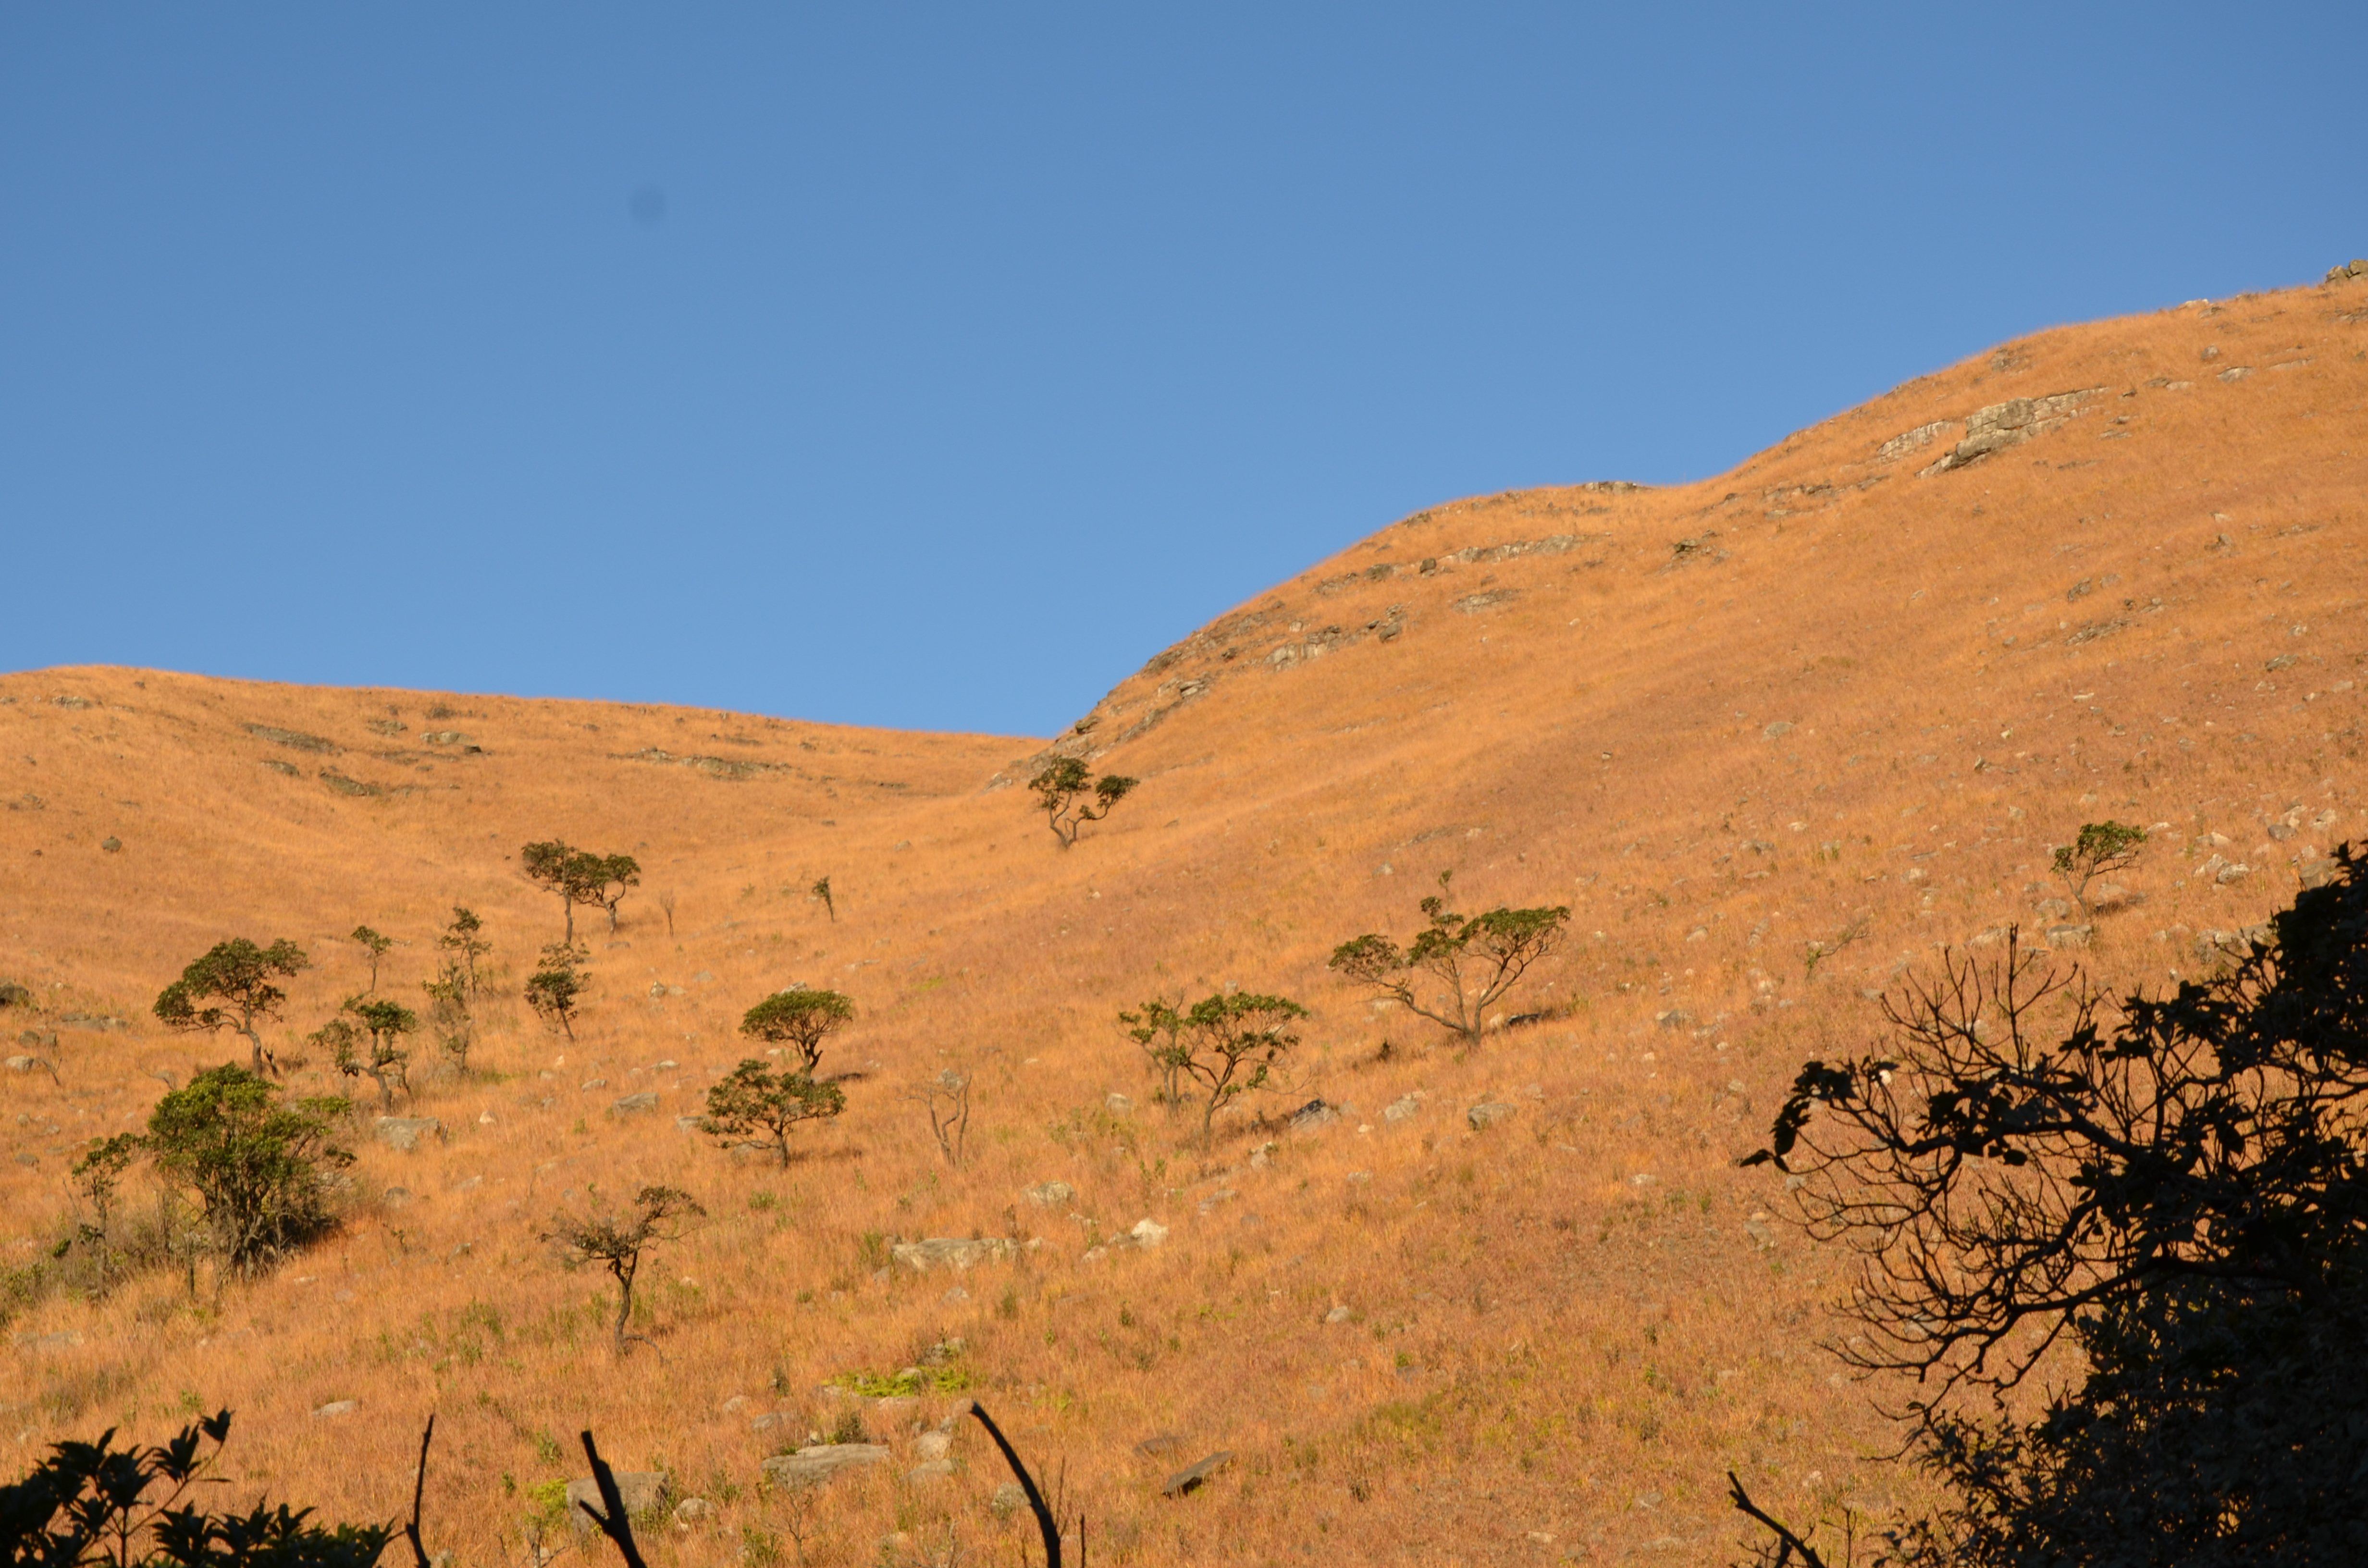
<box><xmin>2</xmin><ymin>272</ymin><xmax>2365</xmax><ymax>1565</ymax></box>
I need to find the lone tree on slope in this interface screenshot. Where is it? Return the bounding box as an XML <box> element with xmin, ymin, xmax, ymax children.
<box><xmin>316</xmin><ymin>995</ymin><xmax>417</xmax><ymax>1111</ymax></box>
<box><xmin>2053</xmin><ymin>819</ymin><xmax>2147</xmax><ymax>917</ymax></box>
<box><xmin>349</xmin><ymin>924</ymin><xmax>393</xmax><ymax>992</ymax></box>
<box><xmin>1029</xmin><ymin>757</ymin><xmax>1137</xmax><ymax>848</ymax></box>
<box><xmin>1172</xmin><ymin>991</ymin><xmax>1307</xmax><ymax>1139</ymax></box>
<box><xmin>436</xmin><ymin>904</ymin><xmax>491</xmax><ymax>997</ymax></box>
<box><xmin>521</xmin><ymin>839</ymin><xmax>618</xmax><ymax>942</ymax></box>
<box><xmin>587</xmin><ymin>853</ymin><xmax>641</xmax><ymax>933</ymax></box>
<box><xmin>525</xmin><ymin>941</ymin><xmax>588</xmax><ymax>1039</ymax></box>
<box><xmin>1328</xmin><ymin>871</ymin><xmax>1569</xmax><ymax>1045</ymax></box>
<box><xmin>739</xmin><ymin>986</ymin><xmax>855</xmax><ymax>1073</ymax></box>
<box><xmin>153</xmin><ymin>938</ymin><xmax>310</xmax><ymax>1075</ymax></box>
<box><xmin>1119</xmin><ymin>996</ymin><xmax>1190</xmax><ymax>1108</ymax></box>
<box><xmin>543</xmin><ymin>1185</ymin><xmax>704</xmax><ymax>1356</ymax></box>
<box><xmin>1735</xmin><ymin>847</ymin><xmax>2368</xmax><ymax>1567</ymax></box>
<box><xmin>700</xmin><ymin>1060</ymin><xmax>846</xmax><ymax>1166</ymax></box>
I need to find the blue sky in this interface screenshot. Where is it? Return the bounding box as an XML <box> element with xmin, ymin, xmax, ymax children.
<box><xmin>4</xmin><ymin>5</ymin><xmax>2361</xmax><ymax>736</ymax></box>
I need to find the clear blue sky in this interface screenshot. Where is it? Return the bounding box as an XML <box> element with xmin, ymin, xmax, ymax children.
<box><xmin>4</xmin><ymin>6</ymin><xmax>2361</xmax><ymax>737</ymax></box>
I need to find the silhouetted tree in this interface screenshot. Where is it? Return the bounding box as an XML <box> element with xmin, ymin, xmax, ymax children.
<box><xmin>1738</xmin><ymin>846</ymin><xmax>2368</xmax><ymax>1568</ymax></box>
<box><xmin>349</xmin><ymin>925</ymin><xmax>392</xmax><ymax>992</ymax></box>
<box><xmin>700</xmin><ymin>1060</ymin><xmax>846</xmax><ymax>1166</ymax></box>
<box><xmin>1029</xmin><ymin>757</ymin><xmax>1137</xmax><ymax>848</ymax></box>
<box><xmin>739</xmin><ymin>986</ymin><xmax>855</xmax><ymax>1073</ymax></box>
<box><xmin>2053</xmin><ymin>819</ymin><xmax>2147</xmax><ymax>917</ymax></box>
<box><xmin>0</xmin><ymin>1409</ymin><xmax>396</xmax><ymax>1566</ymax></box>
<box><xmin>811</xmin><ymin>875</ymin><xmax>835</xmax><ymax>922</ymax></box>
<box><xmin>1328</xmin><ymin>871</ymin><xmax>1568</xmax><ymax>1043</ymax></box>
<box><xmin>145</xmin><ymin>1065</ymin><xmax>351</xmax><ymax>1274</ymax></box>
<box><xmin>153</xmin><ymin>938</ymin><xmax>310</xmax><ymax>1075</ymax></box>
<box><xmin>543</xmin><ymin>1185</ymin><xmax>703</xmax><ymax>1355</ymax></box>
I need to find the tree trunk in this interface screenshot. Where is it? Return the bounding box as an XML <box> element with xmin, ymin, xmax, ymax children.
<box><xmin>612</xmin><ymin>1256</ymin><xmax>637</xmax><ymax>1350</ymax></box>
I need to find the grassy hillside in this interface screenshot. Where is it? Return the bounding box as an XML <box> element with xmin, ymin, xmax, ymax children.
<box><xmin>3</xmin><ymin>270</ymin><xmax>2365</xmax><ymax>1565</ymax></box>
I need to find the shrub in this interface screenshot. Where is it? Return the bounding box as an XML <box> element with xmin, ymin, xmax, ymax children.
<box><xmin>524</xmin><ymin>942</ymin><xmax>588</xmax><ymax>1039</ymax></box>
<box><xmin>144</xmin><ymin>1066</ymin><xmax>352</xmax><ymax>1274</ymax></box>
<box><xmin>0</xmin><ymin>1409</ymin><xmax>395</xmax><ymax>1566</ymax></box>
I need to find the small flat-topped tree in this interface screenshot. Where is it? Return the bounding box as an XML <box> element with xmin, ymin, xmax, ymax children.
<box><xmin>153</xmin><ymin>937</ymin><xmax>311</xmax><ymax>1075</ymax></box>
<box><xmin>1030</xmin><ymin>757</ymin><xmax>1137</xmax><ymax>848</ymax></box>
<box><xmin>740</xmin><ymin>985</ymin><xmax>855</xmax><ymax>1073</ymax></box>
<box><xmin>1329</xmin><ymin>871</ymin><xmax>1569</xmax><ymax>1045</ymax></box>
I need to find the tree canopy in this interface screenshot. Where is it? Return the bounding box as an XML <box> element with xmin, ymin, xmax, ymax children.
<box><xmin>1328</xmin><ymin>872</ymin><xmax>1568</xmax><ymax>1043</ymax></box>
<box><xmin>700</xmin><ymin>1060</ymin><xmax>846</xmax><ymax>1166</ymax></box>
<box><xmin>739</xmin><ymin>986</ymin><xmax>855</xmax><ymax>1073</ymax></box>
<box><xmin>145</xmin><ymin>1065</ymin><xmax>350</xmax><ymax>1274</ymax></box>
<box><xmin>152</xmin><ymin>939</ymin><xmax>310</xmax><ymax>1075</ymax></box>
<box><xmin>1028</xmin><ymin>757</ymin><xmax>1137</xmax><ymax>848</ymax></box>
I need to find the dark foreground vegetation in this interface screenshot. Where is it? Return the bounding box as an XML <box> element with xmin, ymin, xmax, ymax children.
<box><xmin>0</xmin><ymin>1405</ymin><xmax>1069</xmax><ymax>1568</ymax></box>
<box><xmin>1735</xmin><ymin>845</ymin><xmax>2368</xmax><ymax>1566</ymax></box>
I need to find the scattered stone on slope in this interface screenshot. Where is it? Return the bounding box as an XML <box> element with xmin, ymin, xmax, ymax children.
<box><xmin>891</xmin><ymin>1237</ymin><xmax>1017</xmax><ymax>1272</ymax></box>
<box><xmin>1467</xmin><ymin>1102</ymin><xmax>1517</xmax><ymax>1130</ymax></box>
<box><xmin>2044</xmin><ymin>924</ymin><xmax>2093</xmax><ymax>949</ymax></box>
<box><xmin>2326</xmin><ymin>258</ymin><xmax>2368</xmax><ymax>283</ymax></box>
<box><xmin>374</xmin><ymin>1117</ymin><xmax>441</xmax><ymax>1152</ymax></box>
<box><xmin>1162</xmin><ymin>1451</ymin><xmax>1235</xmax><ymax>1497</ymax></box>
<box><xmin>566</xmin><ymin>1471</ymin><xmax>670</xmax><ymax>1531</ymax></box>
<box><xmin>1104</xmin><ymin>1093</ymin><xmax>1134</xmax><ymax>1115</ymax></box>
<box><xmin>989</xmin><ymin>1482</ymin><xmax>1029</xmax><ymax>1517</ymax></box>
<box><xmin>1025</xmin><ymin>1180</ymin><xmax>1075</xmax><ymax>1207</ymax></box>
<box><xmin>1288</xmin><ymin>1099</ymin><xmax>1340</xmax><ymax>1132</ymax></box>
<box><xmin>1382</xmin><ymin>1092</ymin><xmax>1424</xmax><ymax>1125</ymax></box>
<box><xmin>318</xmin><ymin>771</ymin><xmax>382</xmax><ymax>797</ymax></box>
<box><xmin>671</xmin><ymin>1498</ymin><xmax>715</xmax><ymax>1530</ymax></box>
<box><xmin>609</xmin><ymin>1092</ymin><xmax>659</xmax><ymax>1115</ymax></box>
<box><xmin>311</xmin><ymin>1400</ymin><xmax>357</xmax><ymax>1420</ymax></box>
<box><xmin>760</xmin><ymin>1446</ymin><xmax>889</xmax><ymax>1491</ymax></box>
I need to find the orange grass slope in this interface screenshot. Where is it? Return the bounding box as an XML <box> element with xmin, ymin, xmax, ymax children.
<box><xmin>1</xmin><ymin>269</ymin><xmax>2365</xmax><ymax>1566</ymax></box>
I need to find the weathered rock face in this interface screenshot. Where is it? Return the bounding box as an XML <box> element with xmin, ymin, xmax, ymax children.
<box><xmin>564</xmin><ymin>1471</ymin><xmax>669</xmax><ymax>1532</ymax></box>
<box><xmin>759</xmin><ymin>1445</ymin><xmax>890</xmax><ymax>1490</ymax></box>
<box><xmin>373</xmin><ymin>1116</ymin><xmax>441</xmax><ymax>1152</ymax></box>
<box><xmin>1877</xmin><ymin>388</ymin><xmax>2105</xmax><ymax>475</ymax></box>
<box><xmin>890</xmin><ymin>1237</ymin><xmax>1017</xmax><ymax>1272</ymax></box>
